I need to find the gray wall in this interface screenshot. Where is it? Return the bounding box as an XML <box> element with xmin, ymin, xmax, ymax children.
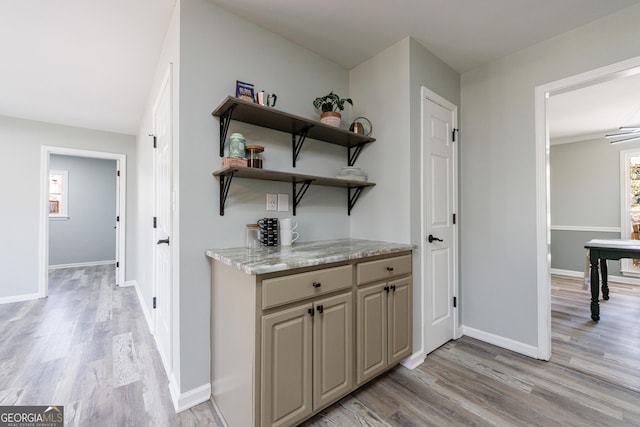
<box><xmin>49</xmin><ymin>155</ymin><xmax>117</xmax><ymax>266</ymax></box>
<box><xmin>551</xmin><ymin>138</ymin><xmax>625</xmax><ymax>227</ymax></box>
<box><xmin>460</xmin><ymin>3</ymin><xmax>640</xmax><ymax>347</ymax></box>
<box><xmin>349</xmin><ymin>37</ymin><xmax>460</xmax><ymax>355</ymax></box>
<box><xmin>178</xmin><ymin>0</ymin><xmax>350</xmax><ymax>392</ymax></box>
<box><xmin>0</xmin><ymin>115</ymin><xmax>136</xmax><ymax>300</ymax></box>
<box><xmin>550</xmin><ymin>137</ymin><xmax>640</xmax><ymax>277</ymax></box>
<box><xmin>551</xmin><ymin>229</ymin><xmax>621</xmax><ymax>275</ymax></box>
<box><xmin>135</xmin><ymin>0</ymin><xmax>353</xmax><ymax>393</ymax></box>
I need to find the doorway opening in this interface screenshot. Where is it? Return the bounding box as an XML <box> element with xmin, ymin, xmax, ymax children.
<box><xmin>39</xmin><ymin>146</ymin><xmax>126</xmax><ymax>297</ymax></box>
<box><xmin>535</xmin><ymin>56</ymin><xmax>640</xmax><ymax>360</ymax></box>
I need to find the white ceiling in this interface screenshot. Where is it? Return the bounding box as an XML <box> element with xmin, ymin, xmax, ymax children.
<box><xmin>0</xmin><ymin>0</ymin><xmax>639</xmax><ymax>135</ymax></box>
<box><xmin>0</xmin><ymin>0</ymin><xmax>176</xmax><ymax>135</ymax></box>
<box><xmin>548</xmin><ymin>71</ymin><xmax>640</xmax><ymax>143</ymax></box>
<box><xmin>208</xmin><ymin>0</ymin><xmax>640</xmax><ymax>72</ymax></box>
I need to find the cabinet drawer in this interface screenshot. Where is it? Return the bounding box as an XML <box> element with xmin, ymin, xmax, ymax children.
<box><xmin>262</xmin><ymin>265</ymin><xmax>352</xmax><ymax>309</ymax></box>
<box><xmin>357</xmin><ymin>255</ymin><xmax>411</xmax><ymax>285</ymax></box>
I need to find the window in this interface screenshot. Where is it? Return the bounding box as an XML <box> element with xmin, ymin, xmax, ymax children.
<box><xmin>621</xmin><ymin>149</ymin><xmax>640</xmax><ymax>276</ymax></box>
<box><xmin>49</xmin><ymin>170</ymin><xmax>68</xmax><ymax>218</ymax></box>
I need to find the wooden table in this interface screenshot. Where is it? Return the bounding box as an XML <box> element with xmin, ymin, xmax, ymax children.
<box><xmin>584</xmin><ymin>239</ymin><xmax>640</xmax><ymax>321</ymax></box>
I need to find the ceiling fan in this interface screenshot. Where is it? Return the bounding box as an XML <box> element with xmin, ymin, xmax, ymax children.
<box><xmin>606</xmin><ymin>126</ymin><xmax>640</xmax><ymax>144</ymax></box>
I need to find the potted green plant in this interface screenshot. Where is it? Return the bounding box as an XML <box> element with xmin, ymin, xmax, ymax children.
<box><xmin>313</xmin><ymin>91</ymin><xmax>353</xmax><ymax>127</ymax></box>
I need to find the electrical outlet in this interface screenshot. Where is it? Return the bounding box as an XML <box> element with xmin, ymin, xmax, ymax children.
<box><xmin>266</xmin><ymin>193</ymin><xmax>278</xmax><ymax>211</ymax></box>
<box><xmin>277</xmin><ymin>194</ymin><xmax>289</xmax><ymax>211</ymax></box>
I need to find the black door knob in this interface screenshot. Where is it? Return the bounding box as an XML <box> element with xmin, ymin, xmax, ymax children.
<box><xmin>157</xmin><ymin>237</ymin><xmax>170</xmax><ymax>245</ymax></box>
<box><xmin>428</xmin><ymin>234</ymin><xmax>443</xmax><ymax>243</ymax></box>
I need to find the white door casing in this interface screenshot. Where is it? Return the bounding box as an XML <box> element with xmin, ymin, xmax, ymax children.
<box><xmin>152</xmin><ymin>65</ymin><xmax>173</xmax><ymax>372</ymax></box>
<box><xmin>39</xmin><ymin>147</ymin><xmax>126</xmax><ymax>297</ymax></box>
<box><xmin>422</xmin><ymin>88</ymin><xmax>458</xmax><ymax>355</ymax></box>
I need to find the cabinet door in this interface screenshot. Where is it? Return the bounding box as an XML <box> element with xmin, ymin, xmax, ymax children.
<box><xmin>262</xmin><ymin>303</ymin><xmax>313</xmax><ymax>427</ymax></box>
<box><xmin>388</xmin><ymin>277</ymin><xmax>413</xmax><ymax>365</ymax></box>
<box><xmin>356</xmin><ymin>283</ymin><xmax>388</xmax><ymax>385</ymax></box>
<box><xmin>313</xmin><ymin>292</ymin><xmax>353</xmax><ymax>410</ymax></box>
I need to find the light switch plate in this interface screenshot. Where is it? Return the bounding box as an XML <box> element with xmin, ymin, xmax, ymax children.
<box><xmin>266</xmin><ymin>193</ymin><xmax>278</xmax><ymax>211</ymax></box>
<box><xmin>277</xmin><ymin>194</ymin><xmax>289</xmax><ymax>211</ymax></box>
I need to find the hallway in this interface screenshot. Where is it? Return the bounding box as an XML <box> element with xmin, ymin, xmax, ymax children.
<box><xmin>0</xmin><ymin>265</ymin><xmax>219</xmax><ymax>426</ymax></box>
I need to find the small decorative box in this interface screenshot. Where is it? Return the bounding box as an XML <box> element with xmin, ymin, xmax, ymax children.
<box><xmin>222</xmin><ymin>157</ymin><xmax>248</xmax><ymax>167</ymax></box>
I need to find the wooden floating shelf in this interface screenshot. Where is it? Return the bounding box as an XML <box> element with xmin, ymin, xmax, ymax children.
<box><xmin>213</xmin><ymin>166</ymin><xmax>375</xmax><ymax>216</ymax></box>
<box><xmin>212</xmin><ymin>96</ymin><xmax>375</xmax><ymax>166</ymax></box>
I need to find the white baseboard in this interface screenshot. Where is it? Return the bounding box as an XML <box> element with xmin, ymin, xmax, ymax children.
<box><xmin>210</xmin><ymin>397</ymin><xmax>229</xmax><ymax>427</ymax></box>
<box><xmin>462</xmin><ymin>326</ymin><xmax>539</xmax><ymax>359</ymax></box>
<box><xmin>401</xmin><ymin>350</ymin><xmax>426</xmax><ymax>370</ymax></box>
<box><xmin>48</xmin><ymin>260</ymin><xmax>116</xmax><ymax>269</ymax></box>
<box><xmin>551</xmin><ymin>268</ymin><xmax>640</xmax><ymax>286</ymax></box>
<box><xmin>0</xmin><ymin>292</ymin><xmax>41</xmax><ymax>305</ymax></box>
<box><xmin>120</xmin><ymin>280</ymin><xmax>136</xmax><ymax>287</ymax></box>
<box><xmin>550</xmin><ymin>268</ymin><xmax>583</xmax><ymax>278</ymax></box>
<box><xmin>170</xmin><ymin>380</ymin><xmax>211</xmax><ymax>413</ymax></box>
<box><xmin>131</xmin><ymin>281</ymin><xmax>153</xmax><ymax>332</ymax></box>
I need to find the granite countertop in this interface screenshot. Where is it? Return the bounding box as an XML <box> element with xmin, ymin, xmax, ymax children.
<box><xmin>205</xmin><ymin>238</ymin><xmax>414</xmax><ymax>275</ymax></box>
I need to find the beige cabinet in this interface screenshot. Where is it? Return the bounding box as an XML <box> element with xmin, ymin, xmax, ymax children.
<box><xmin>356</xmin><ymin>255</ymin><xmax>412</xmax><ymax>385</ymax></box>
<box><xmin>356</xmin><ymin>282</ymin><xmax>388</xmax><ymax>384</ymax></box>
<box><xmin>261</xmin><ymin>292</ymin><xmax>353</xmax><ymax>427</ymax></box>
<box><xmin>261</xmin><ymin>303</ymin><xmax>313</xmax><ymax>427</ymax></box>
<box><xmin>209</xmin><ymin>251</ymin><xmax>411</xmax><ymax>427</ymax></box>
<box><xmin>312</xmin><ymin>292</ymin><xmax>353</xmax><ymax>410</ymax></box>
<box><xmin>387</xmin><ymin>277</ymin><xmax>412</xmax><ymax>365</ymax></box>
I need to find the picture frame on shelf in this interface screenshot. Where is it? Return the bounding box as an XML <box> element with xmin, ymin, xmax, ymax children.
<box><xmin>236</xmin><ymin>80</ymin><xmax>255</xmax><ymax>103</ymax></box>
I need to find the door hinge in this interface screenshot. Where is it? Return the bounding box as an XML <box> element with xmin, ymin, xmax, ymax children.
<box><xmin>452</xmin><ymin>213</ymin><xmax>456</xmax><ymax>224</ymax></box>
<box><xmin>153</xmin><ymin>217</ymin><xmax>157</xmax><ymax>228</ymax></box>
<box><xmin>452</xmin><ymin>128</ymin><xmax>459</xmax><ymax>142</ymax></box>
<box><xmin>150</xmin><ymin>133</ymin><xmax>157</xmax><ymax>148</ymax></box>
<box><xmin>453</xmin><ymin>296</ymin><xmax>457</xmax><ymax>308</ymax></box>
<box><xmin>117</xmin><ymin>170</ymin><xmax>120</xmax><ymax>177</ymax></box>
<box><xmin>116</xmin><ymin>216</ymin><xmax>120</xmax><ymax>222</ymax></box>
<box><xmin>116</xmin><ymin>261</ymin><xmax>120</xmax><ymax>268</ymax></box>
<box><xmin>153</xmin><ymin>297</ymin><xmax>157</xmax><ymax>309</ymax></box>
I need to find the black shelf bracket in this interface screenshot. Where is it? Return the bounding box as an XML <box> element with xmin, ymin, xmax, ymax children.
<box><xmin>219</xmin><ymin>104</ymin><xmax>238</xmax><ymax>157</ymax></box>
<box><xmin>219</xmin><ymin>171</ymin><xmax>235</xmax><ymax>215</ymax></box>
<box><xmin>292</xmin><ymin>179</ymin><xmax>313</xmax><ymax>216</ymax></box>
<box><xmin>292</xmin><ymin>125</ymin><xmax>314</xmax><ymax>167</ymax></box>
<box><xmin>348</xmin><ymin>143</ymin><xmax>367</xmax><ymax>166</ymax></box>
<box><xmin>348</xmin><ymin>186</ymin><xmax>366</xmax><ymax>216</ymax></box>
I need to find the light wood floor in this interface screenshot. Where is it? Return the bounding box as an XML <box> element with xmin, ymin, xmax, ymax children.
<box><xmin>1</xmin><ymin>269</ymin><xmax>639</xmax><ymax>426</ymax></box>
<box><xmin>0</xmin><ymin>265</ymin><xmax>222</xmax><ymax>426</ymax></box>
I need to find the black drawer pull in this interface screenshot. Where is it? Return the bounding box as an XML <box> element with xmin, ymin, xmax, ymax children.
<box><xmin>384</xmin><ymin>286</ymin><xmax>390</xmax><ymax>293</ymax></box>
<box><xmin>386</xmin><ymin>267</ymin><xmax>394</xmax><ymax>272</ymax></box>
<box><xmin>317</xmin><ymin>305</ymin><xmax>324</xmax><ymax>314</ymax></box>
<box><xmin>312</xmin><ymin>282</ymin><xmax>322</xmax><ymax>288</ymax></box>
<box><xmin>391</xmin><ymin>285</ymin><xmax>397</xmax><ymax>292</ymax></box>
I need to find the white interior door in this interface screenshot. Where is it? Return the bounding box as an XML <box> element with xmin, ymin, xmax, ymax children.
<box><xmin>423</xmin><ymin>91</ymin><xmax>458</xmax><ymax>354</ymax></box>
<box><xmin>153</xmin><ymin>67</ymin><xmax>173</xmax><ymax>370</ymax></box>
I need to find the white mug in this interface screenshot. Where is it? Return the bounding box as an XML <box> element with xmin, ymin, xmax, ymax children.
<box><xmin>280</xmin><ymin>218</ymin><xmax>297</xmax><ymax>231</ymax></box>
<box><xmin>281</xmin><ymin>229</ymin><xmax>299</xmax><ymax>246</ymax></box>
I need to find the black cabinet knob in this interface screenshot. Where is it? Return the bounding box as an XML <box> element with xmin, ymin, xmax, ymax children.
<box><xmin>317</xmin><ymin>305</ymin><xmax>324</xmax><ymax>314</ymax></box>
<box><xmin>386</xmin><ymin>267</ymin><xmax>394</xmax><ymax>272</ymax></box>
